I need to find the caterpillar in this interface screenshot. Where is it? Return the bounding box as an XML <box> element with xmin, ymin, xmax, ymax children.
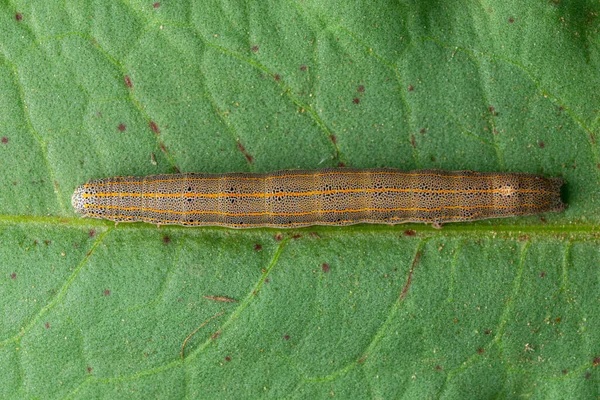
<box><xmin>72</xmin><ymin>169</ymin><xmax>565</xmax><ymax>228</ymax></box>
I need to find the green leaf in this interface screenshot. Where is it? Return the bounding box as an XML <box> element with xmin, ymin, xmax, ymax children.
<box><xmin>1</xmin><ymin>1</ymin><xmax>599</xmax><ymax>398</ymax></box>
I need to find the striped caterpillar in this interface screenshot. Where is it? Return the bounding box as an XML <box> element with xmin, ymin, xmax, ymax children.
<box><xmin>72</xmin><ymin>169</ymin><xmax>565</xmax><ymax>228</ymax></box>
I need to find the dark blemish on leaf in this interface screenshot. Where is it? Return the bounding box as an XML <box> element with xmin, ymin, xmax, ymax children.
<box><xmin>309</xmin><ymin>232</ymin><xmax>321</xmax><ymax>239</ymax></box>
<box><xmin>540</xmin><ymin>216</ymin><xmax>547</xmax><ymax>223</ymax></box>
<box><xmin>284</xmin><ymin>335</ymin><xmax>290</xmax><ymax>340</ymax></box>
<box><xmin>291</xmin><ymin>233</ymin><xmax>302</xmax><ymax>239</ymax></box>
<box><xmin>159</xmin><ymin>142</ymin><xmax>167</xmax><ymax>153</ymax></box>
<box><xmin>251</xmin><ymin>45</ymin><xmax>259</xmax><ymax>52</ymax></box>
<box><xmin>254</xmin><ymin>244</ymin><xmax>262</xmax><ymax>251</ymax></box>
<box><xmin>559</xmin><ymin>106</ymin><xmax>564</xmax><ymax>111</ymax></box>
<box><xmin>518</xmin><ymin>235</ymin><xmax>530</xmax><ymax>242</ymax></box>
<box><xmin>162</xmin><ymin>235</ymin><xmax>170</xmax><ymax>244</ymax></box>
<box><xmin>419</xmin><ymin>128</ymin><xmax>426</xmax><ymax>134</ymax></box>
<box><xmin>149</xmin><ymin>121</ymin><xmax>160</xmax><ymax>135</ymax></box>
<box><xmin>34</xmin><ymin>240</ymin><xmax>38</xmax><ymax>246</ymax></box>
<box><xmin>15</xmin><ymin>13</ymin><xmax>23</xmax><ymax>21</ymax></box>
<box><xmin>400</xmin><ymin>250</ymin><xmax>421</xmax><ymax>300</ymax></box>
<box><xmin>10</xmin><ymin>273</ymin><xmax>16</xmax><ymax>280</ymax></box>
<box><xmin>124</xmin><ymin>75</ymin><xmax>133</xmax><ymax>88</ymax></box>
<box><xmin>88</xmin><ymin>229</ymin><xmax>96</xmax><ymax>238</ymax></box>
<box><xmin>593</xmin><ymin>357</ymin><xmax>600</xmax><ymax>366</ymax></box>
<box><xmin>562</xmin><ymin>369</ymin><xmax>568</xmax><ymax>375</ymax></box>
<box><xmin>322</xmin><ymin>263</ymin><xmax>330</xmax><ymax>273</ymax></box>
<box><xmin>211</xmin><ymin>331</ymin><xmax>221</xmax><ymax>340</ymax></box>
<box><xmin>274</xmin><ymin>233</ymin><xmax>283</xmax><ymax>241</ymax></box>
<box><xmin>590</xmin><ymin>134</ymin><xmax>596</xmax><ymax>144</ymax></box>
<box><xmin>264</xmin><ymin>278</ymin><xmax>269</xmax><ymax>283</ymax></box>
<box><xmin>274</xmin><ymin>74</ymin><xmax>281</xmax><ymax>81</ymax></box>
<box><xmin>44</xmin><ymin>240</ymin><xmax>51</xmax><ymax>246</ymax></box>
<box><xmin>453</xmin><ymin>318</ymin><xmax>459</xmax><ymax>324</ymax></box>
<box><xmin>555</xmin><ymin>317</ymin><xmax>561</xmax><ymax>323</ymax></box>
<box><xmin>87</xmin><ymin>367</ymin><xmax>93</xmax><ymax>373</ymax></box>
<box><xmin>540</xmin><ymin>271</ymin><xmax>546</xmax><ymax>278</ymax></box>
<box><xmin>45</xmin><ymin>322</ymin><xmax>50</xmax><ymax>329</ymax></box>
<box><xmin>358</xmin><ymin>85</ymin><xmax>365</xmax><ymax>93</ymax></box>
<box><xmin>353</xmin><ymin>98</ymin><xmax>360</xmax><ymax>104</ymax></box>
<box><xmin>300</xmin><ymin>65</ymin><xmax>307</xmax><ymax>71</ymax></box>
<box><xmin>118</xmin><ymin>123</ymin><xmax>126</xmax><ymax>132</ymax></box>
<box><xmin>1</xmin><ymin>137</ymin><xmax>8</xmax><ymax>144</ymax></box>
<box><xmin>403</xmin><ymin>230</ymin><xmax>416</xmax><ymax>236</ymax></box>
<box><xmin>329</xmin><ymin>134</ymin><xmax>337</xmax><ymax>144</ymax></box>
<box><xmin>484</xmin><ymin>329</ymin><xmax>491</xmax><ymax>335</ymax></box>
<box><xmin>103</xmin><ymin>289</ymin><xmax>111</xmax><ymax>296</ymax></box>
<box><xmin>410</xmin><ymin>134</ymin><xmax>416</xmax><ymax>148</ymax></box>
<box><xmin>407</xmin><ymin>85</ymin><xmax>414</xmax><ymax>92</ymax></box>
<box><xmin>489</xmin><ymin>106</ymin><xmax>498</xmax><ymax>116</ymax></box>
<box><xmin>153</xmin><ymin>2</ymin><xmax>160</xmax><ymax>8</ymax></box>
<box><xmin>236</xmin><ymin>141</ymin><xmax>254</xmax><ymax>163</ymax></box>
<box><xmin>338</xmin><ymin>162</ymin><xmax>346</xmax><ymax>167</ymax></box>
<box><xmin>435</xmin><ymin>365</ymin><xmax>442</xmax><ymax>370</ymax></box>
<box><xmin>225</xmin><ymin>356</ymin><xmax>231</xmax><ymax>362</ymax></box>
<box><xmin>585</xmin><ymin>372</ymin><xmax>592</xmax><ymax>379</ymax></box>
<box><xmin>477</xmin><ymin>348</ymin><xmax>485</xmax><ymax>354</ymax></box>
<box><xmin>357</xmin><ymin>355</ymin><xmax>367</xmax><ymax>363</ymax></box>
<box><xmin>508</xmin><ymin>17</ymin><xmax>515</xmax><ymax>23</ymax></box>
<box><xmin>538</xmin><ymin>141</ymin><xmax>545</xmax><ymax>149</ymax></box>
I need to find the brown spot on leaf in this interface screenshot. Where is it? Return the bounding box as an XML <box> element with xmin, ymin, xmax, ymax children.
<box><xmin>322</xmin><ymin>263</ymin><xmax>330</xmax><ymax>273</ymax></box>
<box><xmin>211</xmin><ymin>331</ymin><xmax>221</xmax><ymax>340</ymax></box>
<box><xmin>149</xmin><ymin>121</ymin><xmax>160</xmax><ymax>135</ymax></box>
<box><xmin>203</xmin><ymin>295</ymin><xmax>238</xmax><ymax>303</ymax></box>
<box><xmin>562</xmin><ymin>369</ymin><xmax>568</xmax><ymax>375</ymax></box>
<box><xmin>15</xmin><ymin>13</ymin><xmax>23</xmax><ymax>21</ymax></box>
<box><xmin>300</xmin><ymin>65</ymin><xmax>307</xmax><ymax>71</ymax></box>
<box><xmin>162</xmin><ymin>235</ymin><xmax>171</xmax><ymax>244</ymax></box>
<box><xmin>593</xmin><ymin>357</ymin><xmax>600</xmax><ymax>366</ymax></box>
<box><xmin>87</xmin><ymin>366</ymin><xmax>93</xmax><ymax>373</ymax></box>
<box><xmin>124</xmin><ymin>75</ymin><xmax>133</xmax><ymax>88</ymax></box>
<box><xmin>477</xmin><ymin>348</ymin><xmax>485</xmax><ymax>354</ymax></box>
<box><xmin>357</xmin><ymin>85</ymin><xmax>365</xmax><ymax>93</ymax></box>
<box><xmin>45</xmin><ymin>322</ymin><xmax>50</xmax><ymax>329</ymax></box>
<box><xmin>538</xmin><ymin>141</ymin><xmax>545</xmax><ymax>149</ymax></box>
<box><xmin>153</xmin><ymin>2</ymin><xmax>160</xmax><ymax>8</ymax></box>
<box><xmin>484</xmin><ymin>329</ymin><xmax>491</xmax><ymax>335</ymax></box>
<box><xmin>88</xmin><ymin>229</ymin><xmax>96</xmax><ymax>238</ymax></box>
<box><xmin>410</xmin><ymin>134</ymin><xmax>416</xmax><ymax>148</ymax></box>
<box><xmin>435</xmin><ymin>365</ymin><xmax>442</xmax><ymax>370</ymax></box>
<box><xmin>508</xmin><ymin>17</ymin><xmax>515</xmax><ymax>23</ymax></box>
<box><xmin>329</xmin><ymin>134</ymin><xmax>337</xmax><ymax>144</ymax></box>
<box><xmin>338</xmin><ymin>162</ymin><xmax>346</xmax><ymax>167</ymax></box>
<box><xmin>1</xmin><ymin>137</ymin><xmax>8</xmax><ymax>144</ymax></box>
<box><xmin>251</xmin><ymin>45</ymin><xmax>259</xmax><ymax>52</ymax></box>
<box><xmin>419</xmin><ymin>128</ymin><xmax>426</xmax><ymax>134</ymax></box>
<box><xmin>44</xmin><ymin>240</ymin><xmax>51</xmax><ymax>246</ymax></box>
<box><xmin>10</xmin><ymin>273</ymin><xmax>16</xmax><ymax>280</ymax></box>
<box><xmin>403</xmin><ymin>230</ymin><xmax>416</xmax><ymax>236</ymax></box>
<box><xmin>225</xmin><ymin>356</ymin><xmax>231</xmax><ymax>362</ymax></box>
<box><xmin>274</xmin><ymin>74</ymin><xmax>281</xmax><ymax>81</ymax></box>
<box><xmin>274</xmin><ymin>233</ymin><xmax>283</xmax><ymax>241</ymax></box>
<box><xmin>585</xmin><ymin>372</ymin><xmax>592</xmax><ymax>379</ymax></box>
<box><xmin>284</xmin><ymin>335</ymin><xmax>290</xmax><ymax>340</ymax></box>
<box><xmin>407</xmin><ymin>85</ymin><xmax>414</xmax><ymax>92</ymax></box>
<box><xmin>103</xmin><ymin>289</ymin><xmax>111</xmax><ymax>296</ymax></box>
<box><xmin>353</xmin><ymin>98</ymin><xmax>360</xmax><ymax>104</ymax></box>
<box><xmin>118</xmin><ymin>123</ymin><xmax>126</xmax><ymax>132</ymax></box>
<box><xmin>400</xmin><ymin>250</ymin><xmax>421</xmax><ymax>300</ymax></box>
<box><xmin>254</xmin><ymin>244</ymin><xmax>262</xmax><ymax>251</ymax></box>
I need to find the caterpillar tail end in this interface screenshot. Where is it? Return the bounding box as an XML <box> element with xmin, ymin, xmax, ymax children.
<box><xmin>72</xmin><ymin>185</ymin><xmax>86</xmax><ymax>215</ymax></box>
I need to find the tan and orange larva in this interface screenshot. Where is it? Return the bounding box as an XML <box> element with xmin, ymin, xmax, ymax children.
<box><xmin>71</xmin><ymin>169</ymin><xmax>565</xmax><ymax>228</ymax></box>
